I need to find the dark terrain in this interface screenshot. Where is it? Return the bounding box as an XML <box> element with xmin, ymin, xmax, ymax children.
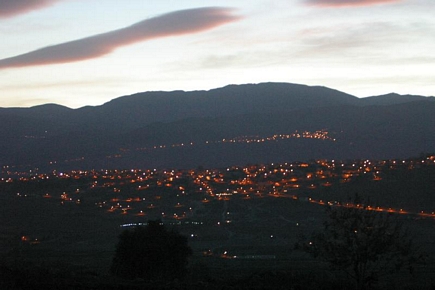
<box><xmin>1</xmin><ymin>155</ymin><xmax>434</xmax><ymax>289</ymax></box>
<box><xmin>0</xmin><ymin>83</ymin><xmax>434</xmax><ymax>289</ymax></box>
<box><xmin>1</xmin><ymin>82</ymin><xmax>434</xmax><ymax>171</ymax></box>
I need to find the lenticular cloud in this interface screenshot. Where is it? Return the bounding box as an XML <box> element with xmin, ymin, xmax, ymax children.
<box><xmin>0</xmin><ymin>7</ymin><xmax>240</xmax><ymax>69</ymax></box>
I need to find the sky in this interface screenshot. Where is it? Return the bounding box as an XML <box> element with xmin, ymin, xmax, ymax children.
<box><xmin>0</xmin><ymin>0</ymin><xmax>434</xmax><ymax>108</ymax></box>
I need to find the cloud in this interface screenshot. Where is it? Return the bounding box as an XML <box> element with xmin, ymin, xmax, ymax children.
<box><xmin>305</xmin><ymin>0</ymin><xmax>400</xmax><ymax>7</ymax></box>
<box><xmin>0</xmin><ymin>0</ymin><xmax>61</xmax><ymax>18</ymax></box>
<box><xmin>0</xmin><ymin>7</ymin><xmax>240</xmax><ymax>69</ymax></box>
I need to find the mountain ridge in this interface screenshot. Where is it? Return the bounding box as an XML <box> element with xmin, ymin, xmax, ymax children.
<box><xmin>0</xmin><ymin>82</ymin><xmax>434</xmax><ymax>171</ymax></box>
<box><xmin>2</xmin><ymin>82</ymin><xmax>433</xmax><ymax>111</ymax></box>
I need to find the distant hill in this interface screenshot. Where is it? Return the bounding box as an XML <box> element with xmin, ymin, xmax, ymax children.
<box><xmin>0</xmin><ymin>82</ymin><xmax>434</xmax><ymax>171</ymax></box>
<box><xmin>0</xmin><ymin>83</ymin><xmax>360</xmax><ymax>132</ymax></box>
<box><xmin>360</xmin><ymin>93</ymin><xmax>435</xmax><ymax>106</ymax></box>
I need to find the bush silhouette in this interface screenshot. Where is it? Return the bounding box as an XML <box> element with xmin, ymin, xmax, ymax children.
<box><xmin>110</xmin><ymin>220</ymin><xmax>192</xmax><ymax>282</ymax></box>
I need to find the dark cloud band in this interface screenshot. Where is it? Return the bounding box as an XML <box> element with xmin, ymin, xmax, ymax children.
<box><xmin>0</xmin><ymin>0</ymin><xmax>60</xmax><ymax>18</ymax></box>
<box><xmin>0</xmin><ymin>7</ymin><xmax>240</xmax><ymax>69</ymax></box>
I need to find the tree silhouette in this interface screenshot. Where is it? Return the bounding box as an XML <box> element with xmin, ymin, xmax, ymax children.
<box><xmin>110</xmin><ymin>220</ymin><xmax>192</xmax><ymax>281</ymax></box>
<box><xmin>302</xmin><ymin>200</ymin><xmax>420</xmax><ymax>290</ymax></box>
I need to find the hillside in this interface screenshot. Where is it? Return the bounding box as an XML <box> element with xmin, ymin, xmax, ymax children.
<box><xmin>0</xmin><ymin>82</ymin><xmax>434</xmax><ymax>171</ymax></box>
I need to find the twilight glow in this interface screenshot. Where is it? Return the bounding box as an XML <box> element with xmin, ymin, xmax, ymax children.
<box><xmin>0</xmin><ymin>0</ymin><xmax>433</xmax><ymax>108</ymax></box>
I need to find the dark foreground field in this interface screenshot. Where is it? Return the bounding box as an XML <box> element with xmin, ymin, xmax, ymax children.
<box><xmin>1</xmin><ymin>194</ymin><xmax>434</xmax><ymax>289</ymax></box>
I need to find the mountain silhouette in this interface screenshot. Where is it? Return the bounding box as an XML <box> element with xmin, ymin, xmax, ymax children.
<box><xmin>0</xmin><ymin>82</ymin><xmax>434</xmax><ymax>171</ymax></box>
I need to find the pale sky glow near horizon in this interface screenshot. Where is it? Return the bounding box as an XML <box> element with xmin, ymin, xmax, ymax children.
<box><xmin>0</xmin><ymin>0</ymin><xmax>434</xmax><ymax>108</ymax></box>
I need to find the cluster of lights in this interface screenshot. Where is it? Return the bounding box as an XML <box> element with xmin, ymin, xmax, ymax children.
<box><xmin>134</xmin><ymin>129</ymin><xmax>335</xmax><ymax>153</ymax></box>
<box><xmin>2</xmin><ymin>155</ymin><xmax>435</xmax><ymax>221</ymax></box>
